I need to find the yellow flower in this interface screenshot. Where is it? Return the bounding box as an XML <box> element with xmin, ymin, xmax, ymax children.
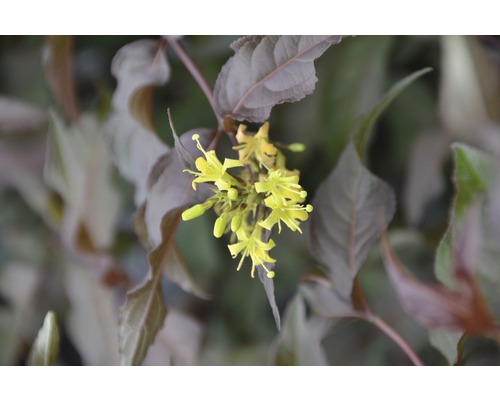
<box><xmin>185</xmin><ymin>134</ymin><xmax>243</xmax><ymax>191</ymax></box>
<box><xmin>255</xmin><ymin>169</ymin><xmax>307</xmax><ymax>204</ymax></box>
<box><xmin>234</xmin><ymin>122</ymin><xmax>277</xmax><ymax>169</ymax></box>
<box><xmin>259</xmin><ymin>196</ymin><xmax>313</xmax><ymax>234</ymax></box>
<box><xmin>228</xmin><ymin>226</ymin><xmax>276</xmax><ymax>278</ymax></box>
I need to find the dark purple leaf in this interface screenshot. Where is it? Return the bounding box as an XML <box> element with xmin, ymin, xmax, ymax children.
<box><xmin>214</xmin><ymin>35</ymin><xmax>344</xmax><ymax>123</ymax></box>
<box><xmin>308</xmin><ymin>143</ymin><xmax>396</xmax><ymax>307</ymax></box>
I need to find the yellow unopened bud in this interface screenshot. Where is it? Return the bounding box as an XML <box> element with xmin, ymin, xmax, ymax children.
<box><xmin>213</xmin><ymin>215</ymin><xmax>227</xmax><ymax>238</ymax></box>
<box><xmin>228</xmin><ymin>188</ymin><xmax>238</xmax><ymax>201</ymax></box>
<box><xmin>230</xmin><ymin>214</ymin><xmax>242</xmax><ymax>232</ymax></box>
<box><xmin>182</xmin><ymin>204</ymin><xmax>206</xmax><ymax>221</ymax></box>
<box><xmin>287</xmin><ymin>143</ymin><xmax>306</xmax><ymax>152</ymax></box>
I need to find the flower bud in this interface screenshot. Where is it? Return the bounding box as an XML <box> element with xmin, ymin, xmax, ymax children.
<box><xmin>230</xmin><ymin>214</ymin><xmax>242</xmax><ymax>232</ymax></box>
<box><xmin>227</xmin><ymin>188</ymin><xmax>238</xmax><ymax>201</ymax></box>
<box><xmin>287</xmin><ymin>143</ymin><xmax>306</xmax><ymax>152</ymax></box>
<box><xmin>181</xmin><ymin>204</ymin><xmax>206</xmax><ymax>221</ymax></box>
<box><xmin>213</xmin><ymin>215</ymin><xmax>227</xmax><ymax>238</ymax></box>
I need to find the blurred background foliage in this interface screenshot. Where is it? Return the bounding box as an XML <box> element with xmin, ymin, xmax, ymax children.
<box><xmin>1</xmin><ymin>35</ymin><xmax>500</xmax><ymax>365</ymax></box>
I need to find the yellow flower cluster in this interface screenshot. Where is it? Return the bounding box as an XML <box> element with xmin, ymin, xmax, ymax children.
<box><xmin>182</xmin><ymin>122</ymin><xmax>312</xmax><ymax>279</ymax></box>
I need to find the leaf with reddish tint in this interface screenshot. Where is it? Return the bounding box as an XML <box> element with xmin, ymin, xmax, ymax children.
<box><xmin>214</xmin><ymin>35</ymin><xmax>344</xmax><ymax>123</ymax></box>
<box><xmin>308</xmin><ymin>143</ymin><xmax>396</xmax><ymax>308</ymax></box>
<box><xmin>270</xmin><ymin>294</ymin><xmax>329</xmax><ymax>366</ymax></box>
<box><xmin>43</xmin><ymin>36</ymin><xmax>79</xmax><ymax>122</ymax></box>
<box><xmin>381</xmin><ymin>232</ymin><xmax>495</xmax><ymax>333</ymax></box>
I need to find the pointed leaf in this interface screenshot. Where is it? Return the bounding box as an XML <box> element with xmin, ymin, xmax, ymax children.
<box><xmin>308</xmin><ymin>143</ymin><xmax>396</xmax><ymax>307</ymax></box>
<box><xmin>118</xmin><ymin>209</ymin><xmax>180</xmax><ymax>366</ymax></box>
<box><xmin>27</xmin><ymin>311</ymin><xmax>59</xmax><ymax>366</ymax></box>
<box><xmin>257</xmin><ymin>263</ymin><xmax>280</xmax><ymax>330</ymax></box>
<box><xmin>43</xmin><ymin>36</ymin><xmax>79</xmax><ymax>122</ymax></box>
<box><xmin>351</xmin><ymin>67</ymin><xmax>432</xmax><ymax>158</ymax></box>
<box><xmin>429</xmin><ymin>329</ymin><xmax>464</xmax><ymax>365</ymax></box>
<box><xmin>214</xmin><ymin>35</ymin><xmax>344</xmax><ymax>122</ymax></box>
<box><xmin>270</xmin><ymin>294</ymin><xmax>329</xmax><ymax>366</ymax></box>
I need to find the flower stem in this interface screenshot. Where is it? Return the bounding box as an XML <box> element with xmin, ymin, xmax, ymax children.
<box><xmin>166</xmin><ymin>37</ymin><xmax>223</xmax><ymax>128</ymax></box>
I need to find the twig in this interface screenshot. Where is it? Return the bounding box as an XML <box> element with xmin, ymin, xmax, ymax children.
<box><xmin>166</xmin><ymin>37</ymin><xmax>223</xmax><ymax>128</ymax></box>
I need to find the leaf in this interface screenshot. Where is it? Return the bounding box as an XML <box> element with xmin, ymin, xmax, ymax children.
<box><xmin>308</xmin><ymin>143</ymin><xmax>396</xmax><ymax>307</ymax></box>
<box><xmin>144</xmin><ymin>308</ymin><xmax>204</xmax><ymax>366</ymax></box>
<box><xmin>435</xmin><ymin>143</ymin><xmax>497</xmax><ymax>287</ymax></box>
<box><xmin>144</xmin><ymin>128</ymin><xmax>215</xmax><ymax>248</ymax></box>
<box><xmin>44</xmin><ymin>112</ymin><xmax>121</xmax><ymax>250</ymax></box>
<box><xmin>27</xmin><ymin>311</ymin><xmax>59</xmax><ymax>366</ymax></box>
<box><xmin>351</xmin><ymin>67</ymin><xmax>432</xmax><ymax>159</ymax></box>
<box><xmin>111</xmin><ymin>39</ymin><xmax>170</xmax><ymax>130</ymax></box>
<box><xmin>105</xmin><ymin>39</ymin><xmax>170</xmax><ymax>206</ymax></box>
<box><xmin>64</xmin><ymin>261</ymin><xmax>120</xmax><ymax>365</ymax></box>
<box><xmin>270</xmin><ymin>294</ymin><xmax>329</xmax><ymax>366</ymax></box>
<box><xmin>403</xmin><ymin>131</ymin><xmax>451</xmax><ymax>225</ymax></box>
<box><xmin>214</xmin><ymin>35</ymin><xmax>344</xmax><ymax>122</ymax></box>
<box><xmin>104</xmin><ymin>113</ymin><xmax>169</xmax><ymax>206</ymax></box>
<box><xmin>0</xmin><ymin>96</ymin><xmax>47</xmax><ymax>134</ymax></box>
<box><xmin>257</xmin><ymin>262</ymin><xmax>280</xmax><ymax>331</ymax></box>
<box><xmin>43</xmin><ymin>36</ymin><xmax>79</xmax><ymax>122</ymax></box>
<box><xmin>429</xmin><ymin>329</ymin><xmax>464</xmax><ymax>365</ymax></box>
<box><xmin>381</xmin><ymin>232</ymin><xmax>494</xmax><ymax>333</ymax></box>
<box><xmin>118</xmin><ymin>209</ymin><xmax>180</xmax><ymax>366</ymax></box>
<box><xmin>300</xmin><ymin>275</ymin><xmax>355</xmax><ymax>317</ymax></box>
<box><xmin>168</xmin><ymin>109</ymin><xmax>197</xmax><ymax>170</ymax></box>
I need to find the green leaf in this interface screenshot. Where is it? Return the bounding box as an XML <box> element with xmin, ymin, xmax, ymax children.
<box><xmin>118</xmin><ymin>209</ymin><xmax>180</xmax><ymax>366</ymax></box>
<box><xmin>435</xmin><ymin>143</ymin><xmax>497</xmax><ymax>288</ymax></box>
<box><xmin>351</xmin><ymin>67</ymin><xmax>432</xmax><ymax>159</ymax></box>
<box><xmin>214</xmin><ymin>35</ymin><xmax>344</xmax><ymax>122</ymax></box>
<box><xmin>270</xmin><ymin>294</ymin><xmax>329</xmax><ymax>366</ymax></box>
<box><xmin>451</xmin><ymin>143</ymin><xmax>496</xmax><ymax>218</ymax></box>
<box><xmin>27</xmin><ymin>311</ymin><xmax>59</xmax><ymax>366</ymax></box>
<box><xmin>308</xmin><ymin>143</ymin><xmax>396</xmax><ymax>308</ymax></box>
<box><xmin>429</xmin><ymin>329</ymin><xmax>463</xmax><ymax>365</ymax></box>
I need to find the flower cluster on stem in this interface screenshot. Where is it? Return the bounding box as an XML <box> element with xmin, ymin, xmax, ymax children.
<box><xmin>182</xmin><ymin>122</ymin><xmax>312</xmax><ymax>278</ymax></box>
